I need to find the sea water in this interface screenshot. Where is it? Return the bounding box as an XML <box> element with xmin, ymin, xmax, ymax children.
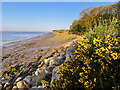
<box><xmin>0</xmin><ymin>31</ymin><xmax>47</xmax><ymax>46</ymax></box>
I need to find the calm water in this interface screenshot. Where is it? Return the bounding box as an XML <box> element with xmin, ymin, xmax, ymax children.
<box><xmin>0</xmin><ymin>32</ymin><xmax>47</xmax><ymax>45</ymax></box>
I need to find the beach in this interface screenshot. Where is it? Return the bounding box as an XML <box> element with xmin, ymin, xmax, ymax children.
<box><xmin>0</xmin><ymin>31</ymin><xmax>78</xmax><ymax>85</ymax></box>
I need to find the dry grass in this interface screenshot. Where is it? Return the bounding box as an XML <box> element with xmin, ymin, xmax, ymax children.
<box><xmin>48</xmin><ymin>32</ymin><xmax>77</xmax><ymax>43</ymax></box>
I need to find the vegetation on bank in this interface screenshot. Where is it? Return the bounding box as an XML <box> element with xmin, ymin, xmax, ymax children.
<box><xmin>48</xmin><ymin>31</ymin><xmax>76</xmax><ymax>43</ymax></box>
<box><xmin>69</xmin><ymin>2</ymin><xmax>120</xmax><ymax>35</ymax></box>
<box><xmin>42</xmin><ymin>2</ymin><xmax>120</xmax><ymax>89</ymax></box>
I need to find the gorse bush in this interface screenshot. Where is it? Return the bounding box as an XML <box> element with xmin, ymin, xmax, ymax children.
<box><xmin>84</xmin><ymin>14</ymin><xmax>120</xmax><ymax>45</ymax></box>
<box><xmin>41</xmin><ymin>33</ymin><xmax>120</xmax><ymax>90</ymax></box>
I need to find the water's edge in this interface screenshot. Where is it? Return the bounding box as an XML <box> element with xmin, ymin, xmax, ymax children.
<box><xmin>0</xmin><ymin>32</ymin><xmax>48</xmax><ymax>46</ymax></box>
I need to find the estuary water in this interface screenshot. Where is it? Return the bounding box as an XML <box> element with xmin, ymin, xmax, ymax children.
<box><xmin>0</xmin><ymin>31</ymin><xmax>47</xmax><ymax>46</ymax></box>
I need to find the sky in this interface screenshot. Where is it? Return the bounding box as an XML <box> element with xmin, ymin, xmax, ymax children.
<box><xmin>2</xmin><ymin>2</ymin><xmax>116</xmax><ymax>32</ymax></box>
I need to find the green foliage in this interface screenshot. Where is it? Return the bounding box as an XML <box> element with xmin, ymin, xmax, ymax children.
<box><xmin>69</xmin><ymin>2</ymin><xmax>120</xmax><ymax>35</ymax></box>
<box><xmin>84</xmin><ymin>15</ymin><xmax>119</xmax><ymax>43</ymax></box>
<box><xmin>53</xmin><ymin>30</ymin><xmax>68</xmax><ymax>33</ymax></box>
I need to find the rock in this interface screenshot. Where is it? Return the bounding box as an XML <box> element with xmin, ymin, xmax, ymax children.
<box><xmin>31</xmin><ymin>86</ymin><xmax>37</xmax><ymax>88</ymax></box>
<box><xmin>53</xmin><ymin>53</ymin><xmax>60</xmax><ymax>57</ymax></box>
<box><xmin>24</xmin><ymin>75</ymin><xmax>46</xmax><ymax>86</ymax></box>
<box><xmin>12</xmin><ymin>86</ymin><xmax>18</xmax><ymax>90</ymax></box>
<box><xmin>51</xmin><ymin>65</ymin><xmax>61</xmax><ymax>80</ymax></box>
<box><xmin>44</xmin><ymin>57</ymin><xmax>53</xmax><ymax>66</ymax></box>
<box><xmin>45</xmin><ymin>66</ymin><xmax>56</xmax><ymax>74</ymax></box>
<box><xmin>6</xmin><ymin>86</ymin><xmax>11</xmax><ymax>90</ymax></box>
<box><xmin>56</xmin><ymin>56</ymin><xmax>66</xmax><ymax>60</ymax></box>
<box><xmin>30</xmin><ymin>86</ymin><xmax>38</xmax><ymax>90</ymax></box>
<box><xmin>66</xmin><ymin>42</ymin><xmax>77</xmax><ymax>53</ymax></box>
<box><xmin>35</xmin><ymin>66</ymin><xmax>46</xmax><ymax>76</ymax></box>
<box><xmin>29</xmin><ymin>86</ymin><xmax>43</xmax><ymax>90</ymax></box>
<box><xmin>60</xmin><ymin>51</ymin><xmax>66</xmax><ymax>56</ymax></box>
<box><xmin>4</xmin><ymin>82</ymin><xmax>10</xmax><ymax>88</ymax></box>
<box><xmin>16</xmin><ymin>80</ymin><xmax>30</xmax><ymax>90</ymax></box>
<box><xmin>15</xmin><ymin>77</ymin><xmax>22</xmax><ymax>84</ymax></box>
<box><xmin>0</xmin><ymin>84</ymin><xmax>2</xmax><ymax>90</ymax></box>
<box><xmin>38</xmin><ymin>85</ymin><xmax>43</xmax><ymax>88</ymax></box>
<box><xmin>38</xmin><ymin>86</ymin><xmax>43</xmax><ymax>90</ymax></box>
<box><xmin>49</xmin><ymin>56</ymin><xmax>65</xmax><ymax>66</ymax></box>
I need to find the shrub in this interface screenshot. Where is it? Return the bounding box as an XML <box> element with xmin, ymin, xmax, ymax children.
<box><xmin>42</xmin><ymin>33</ymin><xmax>120</xmax><ymax>89</ymax></box>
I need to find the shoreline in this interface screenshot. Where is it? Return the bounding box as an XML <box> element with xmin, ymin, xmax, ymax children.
<box><xmin>1</xmin><ymin>32</ymin><xmax>48</xmax><ymax>47</ymax></box>
<box><xmin>1</xmin><ymin>31</ymin><xmax>80</xmax><ymax>85</ymax></box>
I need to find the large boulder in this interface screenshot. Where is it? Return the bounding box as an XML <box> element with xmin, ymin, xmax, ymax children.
<box><xmin>35</xmin><ymin>66</ymin><xmax>47</xmax><ymax>76</ymax></box>
<box><xmin>49</xmin><ymin>56</ymin><xmax>65</xmax><ymax>66</ymax></box>
<box><xmin>29</xmin><ymin>86</ymin><xmax>43</xmax><ymax>90</ymax></box>
<box><xmin>60</xmin><ymin>51</ymin><xmax>66</xmax><ymax>56</ymax></box>
<box><xmin>66</xmin><ymin>41</ymin><xmax>77</xmax><ymax>54</ymax></box>
<box><xmin>16</xmin><ymin>80</ymin><xmax>30</xmax><ymax>90</ymax></box>
<box><xmin>4</xmin><ymin>82</ymin><xmax>10</xmax><ymax>90</ymax></box>
<box><xmin>0</xmin><ymin>84</ymin><xmax>2</xmax><ymax>90</ymax></box>
<box><xmin>45</xmin><ymin>65</ymin><xmax>56</xmax><ymax>74</ymax></box>
<box><xmin>24</xmin><ymin>75</ymin><xmax>45</xmax><ymax>87</ymax></box>
<box><xmin>28</xmin><ymin>86</ymin><xmax>38</xmax><ymax>90</ymax></box>
<box><xmin>44</xmin><ymin>57</ymin><xmax>54</xmax><ymax>66</ymax></box>
<box><xmin>12</xmin><ymin>86</ymin><xmax>18</xmax><ymax>90</ymax></box>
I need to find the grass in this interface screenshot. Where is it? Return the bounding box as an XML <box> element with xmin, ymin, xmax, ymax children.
<box><xmin>48</xmin><ymin>32</ymin><xmax>77</xmax><ymax>43</ymax></box>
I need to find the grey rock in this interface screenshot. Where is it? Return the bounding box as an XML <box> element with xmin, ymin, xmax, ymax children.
<box><xmin>56</xmin><ymin>56</ymin><xmax>66</xmax><ymax>60</ymax></box>
<box><xmin>6</xmin><ymin>86</ymin><xmax>11</xmax><ymax>90</ymax></box>
<box><xmin>0</xmin><ymin>84</ymin><xmax>2</xmax><ymax>90</ymax></box>
<box><xmin>45</xmin><ymin>66</ymin><xmax>56</xmax><ymax>74</ymax></box>
<box><xmin>66</xmin><ymin>41</ymin><xmax>77</xmax><ymax>54</ymax></box>
<box><xmin>51</xmin><ymin>65</ymin><xmax>61</xmax><ymax>80</ymax></box>
<box><xmin>29</xmin><ymin>86</ymin><xmax>43</xmax><ymax>90</ymax></box>
<box><xmin>38</xmin><ymin>85</ymin><xmax>43</xmax><ymax>88</ymax></box>
<box><xmin>44</xmin><ymin>57</ymin><xmax>54</xmax><ymax>66</ymax></box>
<box><xmin>60</xmin><ymin>51</ymin><xmax>66</xmax><ymax>56</ymax></box>
<box><xmin>35</xmin><ymin>66</ymin><xmax>47</xmax><ymax>76</ymax></box>
<box><xmin>12</xmin><ymin>86</ymin><xmax>18</xmax><ymax>90</ymax></box>
<box><xmin>31</xmin><ymin>86</ymin><xmax>37</xmax><ymax>88</ymax></box>
<box><xmin>24</xmin><ymin>74</ymin><xmax>46</xmax><ymax>86</ymax></box>
<box><xmin>53</xmin><ymin>53</ymin><xmax>60</xmax><ymax>57</ymax></box>
<box><xmin>49</xmin><ymin>56</ymin><xmax>65</xmax><ymax>66</ymax></box>
<box><xmin>16</xmin><ymin>80</ymin><xmax>30</xmax><ymax>90</ymax></box>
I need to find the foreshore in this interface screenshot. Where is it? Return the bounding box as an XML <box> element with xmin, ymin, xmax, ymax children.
<box><xmin>0</xmin><ymin>31</ymin><xmax>81</xmax><ymax>89</ymax></box>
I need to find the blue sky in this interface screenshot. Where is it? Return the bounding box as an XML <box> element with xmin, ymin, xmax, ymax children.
<box><xmin>2</xmin><ymin>2</ymin><xmax>116</xmax><ymax>32</ymax></box>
